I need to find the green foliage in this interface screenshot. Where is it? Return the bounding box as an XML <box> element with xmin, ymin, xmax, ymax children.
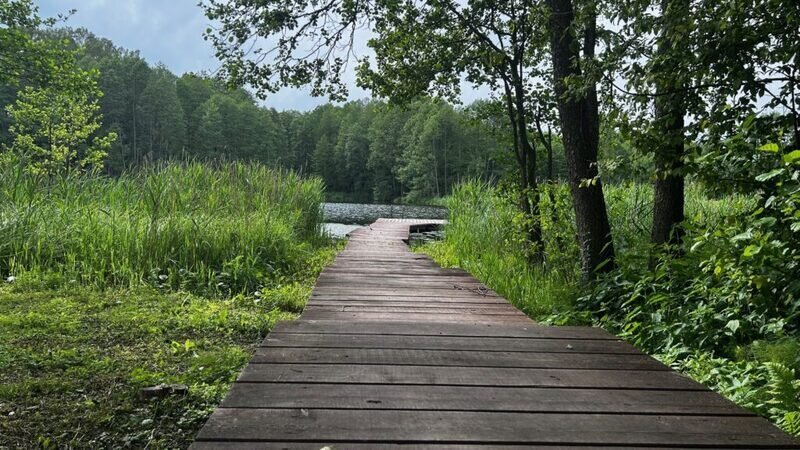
<box><xmin>0</xmin><ymin>26</ymin><xmax>517</xmax><ymax>204</ymax></box>
<box><xmin>671</xmin><ymin>352</ymin><xmax>800</xmax><ymax>432</ymax></box>
<box><xmin>0</xmin><ymin>0</ymin><xmax>69</xmax><ymax>87</ymax></box>
<box><xmin>5</xmin><ymin>78</ymin><xmax>116</xmax><ymax>174</ymax></box>
<box><xmin>0</xmin><ymin>160</ymin><xmax>328</xmax><ymax>295</ymax></box>
<box><xmin>0</xmin><ymin>157</ymin><xmax>338</xmax><ymax>447</ymax></box>
<box><xmin>1</xmin><ymin>5</ymin><xmax>117</xmax><ymax>176</ymax></box>
<box><xmin>579</xmin><ymin>145</ymin><xmax>800</xmax><ymax>435</ymax></box>
<box><xmin>418</xmin><ymin>181</ymin><xmax>578</xmax><ymax>318</ymax></box>
<box><xmin>0</xmin><ymin>278</ymin><xmax>333</xmax><ymax>448</ymax></box>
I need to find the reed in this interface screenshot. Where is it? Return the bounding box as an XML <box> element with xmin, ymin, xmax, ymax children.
<box><xmin>0</xmin><ymin>159</ymin><xmax>327</xmax><ymax>294</ymax></box>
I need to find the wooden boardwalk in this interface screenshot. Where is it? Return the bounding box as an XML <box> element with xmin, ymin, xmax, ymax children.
<box><xmin>192</xmin><ymin>219</ymin><xmax>800</xmax><ymax>449</ymax></box>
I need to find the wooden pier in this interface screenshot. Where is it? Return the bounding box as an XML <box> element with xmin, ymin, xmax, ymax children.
<box><xmin>192</xmin><ymin>219</ymin><xmax>800</xmax><ymax>449</ymax></box>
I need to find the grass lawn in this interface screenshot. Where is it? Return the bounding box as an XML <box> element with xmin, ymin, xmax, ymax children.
<box><xmin>0</xmin><ymin>250</ymin><xmax>337</xmax><ymax>448</ymax></box>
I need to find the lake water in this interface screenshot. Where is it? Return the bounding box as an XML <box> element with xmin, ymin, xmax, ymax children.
<box><xmin>321</xmin><ymin>202</ymin><xmax>448</xmax><ymax>238</ymax></box>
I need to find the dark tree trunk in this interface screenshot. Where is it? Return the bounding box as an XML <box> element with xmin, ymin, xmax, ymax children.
<box><xmin>503</xmin><ymin>77</ymin><xmax>544</xmax><ymax>260</ymax></box>
<box><xmin>651</xmin><ymin>0</ymin><xmax>686</xmax><ymax>248</ymax></box>
<box><xmin>547</xmin><ymin>0</ymin><xmax>616</xmax><ymax>280</ymax></box>
<box><xmin>651</xmin><ymin>93</ymin><xmax>685</xmax><ymax>247</ymax></box>
<box><xmin>513</xmin><ymin>76</ymin><xmax>543</xmax><ymax>258</ymax></box>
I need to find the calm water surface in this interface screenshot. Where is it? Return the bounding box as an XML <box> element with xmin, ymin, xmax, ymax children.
<box><xmin>321</xmin><ymin>202</ymin><xmax>447</xmax><ymax>238</ymax></box>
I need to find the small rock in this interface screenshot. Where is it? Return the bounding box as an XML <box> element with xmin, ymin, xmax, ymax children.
<box><xmin>8</xmin><ymin>411</ymin><xmax>15</xmax><ymax>417</ymax></box>
<box><xmin>139</xmin><ymin>386</ymin><xmax>168</xmax><ymax>400</ymax></box>
<box><xmin>141</xmin><ymin>419</ymin><xmax>153</xmax><ymax>426</ymax></box>
<box><xmin>166</xmin><ymin>384</ymin><xmax>188</xmax><ymax>396</ymax></box>
<box><xmin>138</xmin><ymin>384</ymin><xmax>188</xmax><ymax>400</ymax></box>
<box><xmin>5</xmin><ymin>276</ymin><xmax>15</xmax><ymax>283</ymax></box>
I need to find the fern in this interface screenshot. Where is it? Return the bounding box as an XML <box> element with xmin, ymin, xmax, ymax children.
<box><xmin>764</xmin><ymin>363</ymin><xmax>800</xmax><ymax>412</ymax></box>
<box><xmin>778</xmin><ymin>411</ymin><xmax>800</xmax><ymax>436</ymax></box>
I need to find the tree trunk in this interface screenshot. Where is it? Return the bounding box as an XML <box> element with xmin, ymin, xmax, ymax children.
<box><xmin>651</xmin><ymin>0</ymin><xmax>686</xmax><ymax>248</ymax></box>
<box><xmin>503</xmin><ymin>77</ymin><xmax>544</xmax><ymax>260</ymax></box>
<box><xmin>547</xmin><ymin>0</ymin><xmax>616</xmax><ymax>280</ymax></box>
<box><xmin>513</xmin><ymin>76</ymin><xmax>544</xmax><ymax>259</ymax></box>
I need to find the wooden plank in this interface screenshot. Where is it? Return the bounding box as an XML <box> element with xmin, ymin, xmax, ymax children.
<box><xmin>237</xmin><ymin>363</ymin><xmax>705</xmax><ymax>390</ymax></box>
<box><xmin>308</xmin><ymin>300</ymin><xmax>515</xmax><ymax>307</ymax></box>
<box><xmin>194</xmin><ymin>409</ymin><xmax>798</xmax><ymax>447</ymax></box>
<box><xmin>311</xmin><ymin>289</ymin><xmax>510</xmax><ymax>298</ymax></box>
<box><xmin>310</xmin><ymin>288</ymin><xmax>500</xmax><ymax>297</ymax></box>
<box><xmin>315</xmin><ymin>275</ymin><xmax>486</xmax><ymax>283</ymax></box>
<box><xmin>251</xmin><ymin>347</ymin><xmax>667</xmax><ymax>370</ymax></box>
<box><xmin>299</xmin><ymin>310</ymin><xmax>537</xmax><ymax>323</ymax></box>
<box><xmin>272</xmin><ymin>320</ymin><xmax>617</xmax><ymax>340</ymax></box>
<box><xmin>303</xmin><ymin>305</ymin><xmax>528</xmax><ymax>316</ymax></box>
<box><xmin>305</xmin><ymin>305</ymin><xmax>524</xmax><ymax>313</ymax></box>
<box><xmin>308</xmin><ymin>296</ymin><xmax>513</xmax><ymax>308</ymax></box>
<box><xmin>191</xmin><ymin>443</ymin><xmax>739</xmax><ymax>450</ymax></box>
<box><xmin>262</xmin><ymin>333</ymin><xmax>638</xmax><ymax>354</ymax></box>
<box><xmin>310</xmin><ymin>289</ymin><xmax>501</xmax><ymax>298</ymax></box>
<box><xmin>323</xmin><ymin>267</ymin><xmax>470</xmax><ymax>275</ymax></box>
<box><xmin>220</xmin><ymin>383</ymin><xmax>748</xmax><ymax>415</ymax></box>
<box><xmin>314</xmin><ymin>281</ymin><xmax>489</xmax><ymax>290</ymax></box>
<box><xmin>317</xmin><ymin>274</ymin><xmax>482</xmax><ymax>282</ymax></box>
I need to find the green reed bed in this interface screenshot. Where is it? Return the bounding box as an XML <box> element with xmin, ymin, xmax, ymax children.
<box><xmin>0</xmin><ymin>161</ymin><xmax>326</xmax><ymax>294</ymax></box>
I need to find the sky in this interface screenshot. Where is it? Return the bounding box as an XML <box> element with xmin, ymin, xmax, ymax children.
<box><xmin>36</xmin><ymin>0</ymin><xmax>489</xmax><ymax>111</ymax></box>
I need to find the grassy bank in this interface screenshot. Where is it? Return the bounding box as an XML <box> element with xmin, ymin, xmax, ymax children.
<box><xmin>0</xmin><ymin>162</ymin><xmax>338</xmax><ymax>448</ymax></box>
<box><xmin>418</xmin><ymin>180</ymin><xmax>800</xmax><ymax>435</ymax></box>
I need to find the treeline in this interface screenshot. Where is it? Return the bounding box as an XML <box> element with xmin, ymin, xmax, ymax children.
<box><xmin>0</xmin><ymin>28</ymin><xmax>548</xmax><ymax>203</ymax></box>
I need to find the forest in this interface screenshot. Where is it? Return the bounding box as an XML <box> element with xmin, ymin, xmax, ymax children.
<box><xmin>0</xmin><ymin>28</ymin><xmax>526</xmax><ymax>203</ymax></box>
<box><xmin>1</xmin><ymin>0</ymin><xmax>800</xmax><ymax>447</ymax></box>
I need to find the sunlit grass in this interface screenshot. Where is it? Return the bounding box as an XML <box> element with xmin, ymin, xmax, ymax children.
<box><xmin>0</xmin><ymin>160</ymin><xmax>328</xmax><ymax>294</ymax></box>
<box><xmin>418</xmin><ymin>180</ymin><xmax>756</xmax><ymax>321</ymax></box>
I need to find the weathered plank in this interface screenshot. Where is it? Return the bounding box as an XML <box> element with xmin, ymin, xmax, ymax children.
<box><xmin>191</xmin><ymin>444</ymin><xmax>742</xmax><ymax>450</ymax></box>
<box><xmin>236</xmin><ymin>364</ymin><xmax>705</xmax><ymax>390</ymax></box>
<box><xmin>221</xmin><ymin>383</ymin><xmax>749</xmax><ymax>415</ymax></box>
<box><xmin>310</xmin><ymin>288</ymin><xmax>501</xmax><ymax>297</ymax></box>
<box><xmin>262</xmin><ymin>333</ymin><xmax>638</xmax><ymax>354</ymax></box>
<box><xmin>195</xmin><ymin>409</ymin><xmax>796</xmax><ymax>447</ymax></box>
<box><xmin>251</xmin><ymin>347</ymin><xmax>667</xmax><ymax>370</ymax></box>
<box><xmin>303</xmin><ymin>305</ymin><xmax>527</xmax><ymax>316</ymax></box>
<box><xmin>272</xmin><ymin>320</ymin><xmax>616</xmax><ymax>339</ymax></box>
<box><xmin>299</xmin><ymin>310</ymin><xmax>534</xmax><ymax>324</ymax></box>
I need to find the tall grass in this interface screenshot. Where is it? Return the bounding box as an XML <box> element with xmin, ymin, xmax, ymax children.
<box><xmin>421</xmin><ymin>182</ymin><xmax>579</xmax><ymax>318</ymax></box>
<box><xmin>421</xmin><ymin>180</ymin><xmax>755</xmax><ymax>320</ymax></box>
<box><xmin>0</xmin><ymin>160</ymin><xmax>327</xmax><ymax>294</ymax></box>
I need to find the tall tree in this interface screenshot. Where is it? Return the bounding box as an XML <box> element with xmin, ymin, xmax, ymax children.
<box><xmin>176</xmin><ymin>73</ymin><xmax>214</xmax><ymax>153</ymax></box>
<box><xmin>4</xmin><ymin>58</ymin><xmax>116</xmax><ymax>174</ymax></box>
<box><xmin>649</xmin><ymin>0</ymin><xmax>688</xmax><ymax>248</ymax></box>
<box><xmin>546</xmin><ymin>0</ymin><xmax>616</xmax><ymax>279</ymax></box>
<box><xmin>0</xmin><ymin>0</ymin><xmax>68</xmax><ymax>87</ymax></box>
